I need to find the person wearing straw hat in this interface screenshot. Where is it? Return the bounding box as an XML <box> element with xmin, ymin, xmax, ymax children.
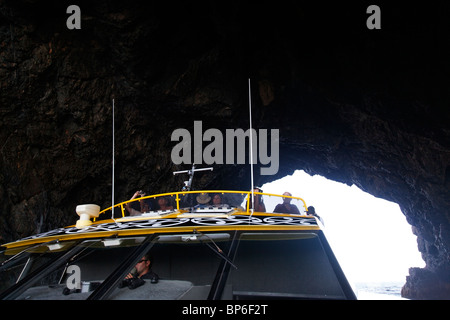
<box><xmin>195</xmin><ymin>193</ymin><xmax>211</xmax><ymax>208</ymax></box>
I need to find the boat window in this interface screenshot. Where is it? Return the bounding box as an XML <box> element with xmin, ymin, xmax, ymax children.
<box><xmin>223</xmin><ymin>232</ymin><xmax>346</xmax><ymax>299</ymax></box>
<box><xmin>106</xmin><ymin>232</ymin><xmax>234</xmax><ymax>300</ymax></box>
<box><xmin>0</xmin><ymin>241</ymin><xmax>78</xmax><ymax>296</ymax></box>
<box><xmin>0</xmin><ymin>237</ymin><xmax>147</xmax><ymax>300</ymax></box>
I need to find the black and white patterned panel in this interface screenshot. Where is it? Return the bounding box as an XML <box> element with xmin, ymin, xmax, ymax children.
<box><xmin>17</xmin><ymin>215</ymin><xmax>317</xmax><ymax>242</ymax></box>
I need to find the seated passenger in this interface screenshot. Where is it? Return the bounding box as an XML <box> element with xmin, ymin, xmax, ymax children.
<box><xmin>246</xmin><ymin>188</ymin><xmax>266</xmax><ymax>212</ymax></box>
<box><xmin>274</xmin><ymin>192</ymin><xmax>300</xmax><ymax>214</ymax></box>
<box><xmin>307</xmin><ymin>206</ymin><xmax>324</xmax><ymax>225</ymax></box>
<box><xmin>126</xmin><ymin>190</ymin><xmax>152</xmax><ymax>216</ymax></box>
<box><xmin>212</xmin><ymin>194</ymin><xmax>222</xmax><ymax>206</ymax></box>
<box><xmin>120</xmin><ymin>253</ymin><xmax>159</xmax><ymax>289</ymax></box>
<box><xmin>157</xmin><ymin>197</ymin><xmax>174</xmax><ymax>211</ymax></box>
<box><xmin>195</xmin><ymin>193</ymin><xmax>211</xmax><ymax>208</ymax></box>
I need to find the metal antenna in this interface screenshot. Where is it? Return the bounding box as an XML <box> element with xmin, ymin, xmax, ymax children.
<box><xmin>111</xmin><ymin>99</ymin><xmax>115</xmax><ymax>221</ymax></box>
<box><xmin>248</xmin><ymin>78</ymin><xmax>255</xmax><ymax>216</ymax></box>
<box><xmin>173</xmin><ymin>163</ymin><xmax>213</xmax><ymax>191</ymax></box>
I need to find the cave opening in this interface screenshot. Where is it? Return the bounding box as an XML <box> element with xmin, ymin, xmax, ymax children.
<box><xmin>260</xmin><ymin>170</ymin><xmax>425</xmax><ymax>299</ymax></box>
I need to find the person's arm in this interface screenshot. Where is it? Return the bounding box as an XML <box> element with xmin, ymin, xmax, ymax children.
<box><xmin>126</xmin><ymin>191</ymin><xmax>141</xmax><ymax>214</ymax></box>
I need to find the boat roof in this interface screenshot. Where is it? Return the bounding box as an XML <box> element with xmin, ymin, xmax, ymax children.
<box><xmin>1</xmin><ymin>190</ymin><xmax>320</xmax><ymax>250</ymax></box>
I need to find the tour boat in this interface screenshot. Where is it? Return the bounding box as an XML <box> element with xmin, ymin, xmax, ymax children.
<box><xmin>0</xmin><ymin>181</ymin><xmax>356</xmax><ymax>300</ymax></box>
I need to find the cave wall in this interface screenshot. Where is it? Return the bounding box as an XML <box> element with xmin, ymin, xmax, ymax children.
<box><xmin>0</xmin><ymin>0</ymin><xmax>449</xmax><ymax>299</ymax></box>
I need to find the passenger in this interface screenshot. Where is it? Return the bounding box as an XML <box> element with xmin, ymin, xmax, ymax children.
<box><xmin>247</xmin><ymin>187</ymin><xmax>266</xmax><ymax>212</ymax></box>
<box><xmin>120</xmin><ymin>253</ymin><xmax>159</xmax><ymax>289</ymax></box>
<box><xmin>212</xmin><ymin>194</ymin><xmax>222</xmax><ymax>206</ymax></box>
<box><xmin>125</xmin><ymin>190</ymin><xmax>152</xmax><ymax>216</ymax></box>
<box><xmin>274</xmin><ymin>192</ymin><xmax>300</xmax><ymax>214</ymax></box>
<box><xmin>195</xmin><ymin>193</ymin><xmax>211</xmax><ymax>208</ymax></box>
<box><xmin>157</xmin><ymin>197</ymin><xmax>174</xmax><ymax>211</ymax></box>
<box><xmin>307</xmin><ymin>206</ymin><xmax>324</xmax><ymax>225</ymax></box>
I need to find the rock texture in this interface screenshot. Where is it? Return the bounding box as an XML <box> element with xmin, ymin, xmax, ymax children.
<box><xmin>0</xmin><ymin>1</ymin><xmax>449</xmax><ymax>299</ymax></box>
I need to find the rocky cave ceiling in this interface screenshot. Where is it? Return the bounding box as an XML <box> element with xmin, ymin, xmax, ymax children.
<box><xmin>0</xmin><ymin>1</ymin><xmax>449</xmax><ymax>299</ymax></box>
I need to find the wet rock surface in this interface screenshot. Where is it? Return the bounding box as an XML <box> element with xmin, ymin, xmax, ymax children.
<box><xmin>1</xmin><ymin>1</ymin><xmax>449</xmax><ymax>298</ymax></box>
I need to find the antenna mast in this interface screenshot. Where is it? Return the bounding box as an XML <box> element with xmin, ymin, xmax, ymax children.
<box><xmin>111</xmin><ymin>99</ymin><xmax>115</xmax><ymax>220</ymax></box>
<box><xmin>248</xmin><ymin>78</ymin><xmax>255</xmax><ymax>215</ymax></box>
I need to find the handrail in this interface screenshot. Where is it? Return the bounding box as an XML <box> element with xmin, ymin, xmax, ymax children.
<box><xmin>97</xmin><ymin>190</ymin><xmax>308</xmax><ymax>219</ymax></box>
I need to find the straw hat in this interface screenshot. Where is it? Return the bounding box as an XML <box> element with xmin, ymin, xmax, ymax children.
<box><xmin>196</xmin><ymin>193</ymin><xmax>211</xmax><ymax>204</ymax></box>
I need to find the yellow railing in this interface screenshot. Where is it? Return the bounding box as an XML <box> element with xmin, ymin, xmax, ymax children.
<box><xmin>97</xmin><ymin>190</ymin><xmax>308</xmax><ymax>219</ymax></box>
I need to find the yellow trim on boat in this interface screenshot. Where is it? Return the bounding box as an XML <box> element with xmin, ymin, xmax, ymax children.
<box><xmin>1</xmin><ymin>223</ymin><xmax>320</xmax><ymax>250</ymax></box>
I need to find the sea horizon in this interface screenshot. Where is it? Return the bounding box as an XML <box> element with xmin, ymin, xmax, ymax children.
<box><xmin>354</xmin><ymin>281</ymin><xmax>407</xmax><ymax>300</ymax></box>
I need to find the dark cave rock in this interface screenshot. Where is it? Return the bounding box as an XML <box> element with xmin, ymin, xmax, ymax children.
<box><xmin>0</xmin><ymin>0</ymin><xmax>449</xmax><ymax>298</ymax></box>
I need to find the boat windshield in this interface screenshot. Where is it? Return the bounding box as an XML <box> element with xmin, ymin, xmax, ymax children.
<box><xmin>0</xmin><ymin>233</ymin><xmax>234</xmax><ymax>300</ymax></box>
<box><xmin>100</xmin><ymin>190</ymin><xmax>309</xmax><ymax>219</ymax></box>
<box><xmin>223</xmin><ymin>233</ymin><xmax>349</xmax><ymax>299</ymax></box>
<box><xmin>0</xmin><ymin>240</ymin><xmax>79</xmax><ymax>297</ymax></box>
<box><xmin>1</xmin><ymin>230</ymin><xmax>354</xmax><ymax>300</ymax></box>
<box><xmin>0</xmin><ymin>237</ymin><xmax>148</xmax><ymax>300</ymax></box>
